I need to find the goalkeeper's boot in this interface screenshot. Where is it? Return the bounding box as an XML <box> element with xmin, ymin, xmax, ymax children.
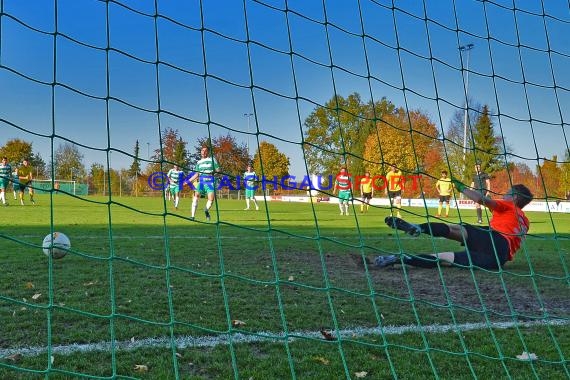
<box><xmin>385</xmin><ymin>216</ymin><xmax>421</xmax><ymax>237</ymax></box>
<box><xmin>374</xmin><ymin>255</ymin><xmax>398</xmax><ymax>268</ymax></box>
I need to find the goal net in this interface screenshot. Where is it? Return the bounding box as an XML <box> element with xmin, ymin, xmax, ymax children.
<box><xmin>0</xmin><ymin>1</ymin><xmax>568</xmax><ymax>379</ymax></box>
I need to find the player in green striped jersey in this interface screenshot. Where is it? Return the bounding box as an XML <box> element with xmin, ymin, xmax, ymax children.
<box><xmin>187</xmin><ymin>146</ymin><xmax>220</xmax><ymax>221</ymax></box>
<box><xmin>12</xmin><ymin>170</ymin><xmax>19</xmax><ymax>200</ymax></box>
<box><xmin>167</xmin><ymin>164</ymin><xmax>184</xmax><ymax>210</ymax></box>
<box><xmin>243</xmin><ymin>164</ymin><xmax>259</xmax><ymax>211</ymax></box>
<box><xmin>0</xmin><ymin>157</ymin><xmax>12</xmax><ymax>205</ymax></box>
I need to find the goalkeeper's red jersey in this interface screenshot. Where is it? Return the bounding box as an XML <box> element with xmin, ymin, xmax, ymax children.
<box><xmin>489</xmin><ymin>199</ymin><xmax>530</xmax><ymax>261</ymax></box>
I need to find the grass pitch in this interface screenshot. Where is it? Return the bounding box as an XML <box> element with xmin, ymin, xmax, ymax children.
<box><xmin>0</xmin><ymin>194</ymin><xmax>568</xmax><ymax>379</ymax></box>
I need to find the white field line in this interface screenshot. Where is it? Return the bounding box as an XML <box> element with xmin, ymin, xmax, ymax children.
<box><xmin>1</xmin><ymin>319</ymin><xmax>568</xmax><ymax>358</ymax></box>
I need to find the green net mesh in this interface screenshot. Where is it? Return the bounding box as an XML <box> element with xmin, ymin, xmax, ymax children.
<box><xmin>0</xmin><ymin>0</ymin><xmax>568</xmax><ymax>379</ymax></box>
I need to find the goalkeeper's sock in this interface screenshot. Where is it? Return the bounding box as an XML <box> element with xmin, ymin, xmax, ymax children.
<box><xmin>418</xmin><ymin>223</ymin><xmax>450</xmax><ymax>237</ymax></box>
<box><xmin>437</xmin><ymin>204</ymin><xmax>442</xmax><ymax>215</ymax></box>
<box><xmin>402</xmin><ymin>254</ymin><xmax>439</xmax><ymax>268</ymax></box>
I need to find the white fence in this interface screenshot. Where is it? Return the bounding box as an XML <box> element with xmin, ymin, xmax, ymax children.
<box><xmin>254</xmin><ymin>196</ymin><xmax>570</xmax><ymax>213</ymax></box>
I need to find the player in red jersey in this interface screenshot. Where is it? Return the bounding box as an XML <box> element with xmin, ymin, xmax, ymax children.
<box><xmin>368</xmin><ymin>180</ymin><xmax>533</xmax><ymax>270</ymax></box>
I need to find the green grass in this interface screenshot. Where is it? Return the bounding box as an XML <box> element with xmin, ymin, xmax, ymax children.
<box><xmin>0</xmin><ymin>194</ymin><xmax>568</xmax><ymax>379</ymax></box>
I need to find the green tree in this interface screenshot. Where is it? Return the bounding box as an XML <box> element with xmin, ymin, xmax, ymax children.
<box><xmin>0</xmin><ymin>138</ymin><xmax>33</xmax><ymax>165</ymax></box>
<box><xmin>442</xmin><ymin>109</ymin><xmax>468</xmax><ymax>178</ymax></box>
<box><xmin>465</xmin><ymin>105</ymin><xmax>503</xmax><ymax>176</ymax></box>
<box><xmin>54</xmin><ymin>143</ymin><xmax>86</xmax><ymax>180</ymax></box>
<box><xmin>303</xmin><ymin>93</ymin><xmax>395</xmax><ymax>176</ymax></box>
<box><xmin>128</xmin><ymin>140</ymin><xmax>142</xmax><ymax>177</ymax></box>
<box><xmin>253</xmin><ymin>141</ymin><xmax>290</xmax><ymax>192</ymax></box>
<box><xmin>30</xmin><ymin>152</ymin><xmax>47</xmax><ymax>178</ymax></box>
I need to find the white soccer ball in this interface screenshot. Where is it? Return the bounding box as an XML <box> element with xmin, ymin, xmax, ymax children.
<box><xmin>42</xmin><ymin>232</ymin><xmax>71</xmax><ymax>259</ymax></box>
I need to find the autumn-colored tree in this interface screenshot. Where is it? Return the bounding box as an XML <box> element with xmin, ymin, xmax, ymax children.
<box><xmin>107</xmin><ymin>168</ymin><xmax>121</xmax><ymax>196</ymax></box>
<box><xmin>54</xmin><ymin>143</ymin><xmax>86</xmax><ymax>180</ymax></box>
<box><xmin>422</xmin><ymin>147</ymin><xmax>445</xmax><ymax>197</ymax></box>
<box><xmin>363</xmin><ymin>108</ymin><xmax>439</xmax><ymax>196</ymax></box>
<box><xmin>148</xmin><ymin>128</ymin><xmax>190</xmax><ymax>173</ymax></box>
<box><xmin>88</xmin><ymin>164</ymin><xmax>128</xmax><ymax>195</ymax></box>
<box><xmin>131</xmin><ymin>175</ymin><xmax>147</xmax><ymax>197</ymax></box>
<box><xmin>0</xmin><ymin>138</ymin><xmax>33</xmax><ymax>164</ymax></box>
<box><xmin>491</xmin><ymin>162</ymin><xmax>537</xmax><ymax>197</ymax></box>
<box><xmin>253</xmin><ymin>141</ymin><xmax>290</xmax><ymax>192</ymax></box>
<box><xmin>560</xmin><ymin>150</ymin><xmax>570</xmax><ymax>199</ymax></box>
<box><xmin>88</xmin><ymin>163</ymin><xmax>105</xmax><ymax>195</ymax></box>
<box><xmin>304</xmin><ymin>93</ymin><xmax>395</xmax><ymax>176</ymax></box>
<box><xmin>536</xmin><ymin>156</ymin><xmax>563</xmax><ymax>199</ymax></box>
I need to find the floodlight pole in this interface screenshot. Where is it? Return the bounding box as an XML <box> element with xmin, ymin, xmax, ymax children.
<box><xmin>244</xmin><ymin>113</ymin><xmax>253</xmax><ymax>157</ymax></box>
<box><xmin>70</xmin><ymin>167</ymin><xmax>76</xmax><ymax>195</ymax></box>
<box><xmin>459</xmin><ymin>43</ymin><xmax>474</xmax><ymax>167</ymax></box>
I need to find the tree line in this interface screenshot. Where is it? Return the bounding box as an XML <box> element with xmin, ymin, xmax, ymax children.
<box><xmin>302</xmin><ymin>92</ymin><xmax>570</xmax><ymax>199</ymax></box>
<box><xmin>0</xmin><ymin>131</ymin><xmax>292</xmax><ymax>196</ymax></box>
<box><xmin>2</xmin><ymin>91</ymin><xmax>569</xmax><ymax>199</ymax></box>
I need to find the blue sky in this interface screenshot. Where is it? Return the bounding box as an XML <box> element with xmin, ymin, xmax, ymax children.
<box><xmin>1</xmin><ymin>0</ymin><xmax>569</xmax><ymax>177</ymax></box>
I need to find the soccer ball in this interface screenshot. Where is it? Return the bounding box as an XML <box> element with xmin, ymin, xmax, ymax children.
<box><xmin>42</xmin><ymin>232</ymin><xmax>71</xmax><ymax>259</ymax></box>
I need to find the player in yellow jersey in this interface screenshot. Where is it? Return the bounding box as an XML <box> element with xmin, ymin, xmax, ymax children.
<box><xmin>435</xmin><ymin>170</ymin><xmax>453</xmax><ymax>217</ymax></box>
<box><xmin>17</xmin><ymin>159</ymin><xmax>35</xmax><ymax>205</ymax></box>
<box><xmin>385</xmin><ymin>165</ymin><xmax>403</xmax><ymax>218</ymax></box>
<box><xmin>359</xmin><ymin>171</ymin><xmax>373</xmax><ymax>213</ymax></box>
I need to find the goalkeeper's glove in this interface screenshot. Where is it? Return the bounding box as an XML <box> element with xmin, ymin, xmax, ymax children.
<box><xmin>451</xmin><ymin>178</ymin><xmax>466</xmax><ymax>193</ymax></box>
